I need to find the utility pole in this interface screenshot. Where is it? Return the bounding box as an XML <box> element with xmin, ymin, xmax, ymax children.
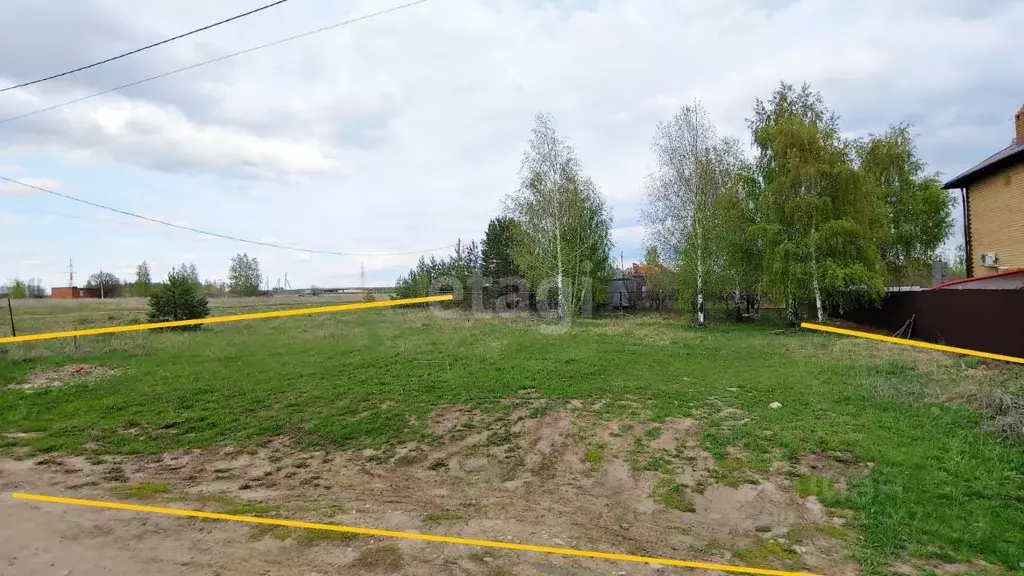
<box><xmin>67</xmin><ymin>259</ymin><xmax>74</xmax><ymax>287</ymax></box>
<box><xmin>360</xmin><ymin>262</ymin><xmax>366</xmax><ymax>288</ymax></box>
<box><xmin>99</xmin><ymin>269</ymin><xmax>105</xmax><ymax>299</ymax></box>
<box><xmin>620</xmin><ymin>251</ymin><xmax>624</xmax><ymax>275</ymax></box>
<box><xmin>284</xmin><ymin>273</ymin><xmax>290</xmax><ymax>290</ymax></box>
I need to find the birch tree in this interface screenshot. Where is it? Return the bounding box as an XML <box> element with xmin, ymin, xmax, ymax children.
<box><xmin>752</xmin><ymin>82</ymin><xmax>884</xmax><ymax>322</ymax></box>
<box><xmin>505</xmin><ymin>113</ymin><xmax>613</xmax><ymax>319</ymax></box>
<box><xmin>641</xmin><ymin>102</ymin><xmax>742</xmax><ymax>326</ymax></box>
<box><xmin>857</xmin><ymin>123</ymin><xmax>954</xmax><ymax>285</ymax></box>
<box><xmin>716</xmin><ymin>166</ymin><xmax>763</xmax><ymax>321</ymax></box>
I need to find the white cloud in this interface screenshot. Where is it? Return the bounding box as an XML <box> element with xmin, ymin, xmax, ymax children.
<box><xmin>182</xmin><ymin>252</ymin><xmax>198</xmax><ymax>260</ymax></box>
<box><xmin>0</xmin><ymin>0</ymin><xmax>1020</xmax><ymax>286</ymax></box>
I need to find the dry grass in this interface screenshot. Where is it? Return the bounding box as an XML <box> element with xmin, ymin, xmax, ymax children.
<box><xmin>1</xmin><ymin>294</ymin><xmax>386</xmax><ymax>361</ymax></box>
<box><xmin>792</xmin><ymin>334</ymin><xmax>1024</xmax><ymax>441</ymax></box>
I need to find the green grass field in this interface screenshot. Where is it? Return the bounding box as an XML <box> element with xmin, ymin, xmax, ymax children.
<box><xmin>1</xmin><ymin>306</ymin><xmax>1022</xmax><ymax>574</ymax></box>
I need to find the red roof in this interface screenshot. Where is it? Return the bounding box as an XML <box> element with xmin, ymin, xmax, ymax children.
<box><xmin>931</xmin><ymin>268</ymin><xmax>1024</xmax><ymax>290</ymax></box>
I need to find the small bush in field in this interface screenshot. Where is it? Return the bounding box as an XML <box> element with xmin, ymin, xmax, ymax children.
<box><xmin>148</xmin><ymin>267</ymin><xmax>210</xmax><ymax>327</ymax></box>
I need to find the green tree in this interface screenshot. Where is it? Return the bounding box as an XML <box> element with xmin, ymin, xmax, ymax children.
<box><xmin>134</xmin><ymin>261</ymin><xmax>152</xmax><ymax>297</ymax></box>
<box><xmin>394</xmin><ymin>255</ymin><xmax>438</xmax><ymax>300</ymax></box>
<box><xmin>202</xmin><ymin>279</ymin><xmax>227</xmax><ymax>297</ymax></box>
<box><xmin>641</xmin><ymin>102</ymin><xmax>745</xmax><ymax>325</ymax></box>
<box><xmin>751</xmin><ymin>82</ymin><xmax>884</xmax><ymax>323</ymax></box>
<box><xmin>148</xmin><ymin>266</ymin><xmax>211</xmax><ymax>325</ymax></box>
<box><xmin>857</xmin><ymin>123</ymin><xmax>954</xmax><ymax>285</ymax></box>
<box><xmin>6</xmin><ymin>278</ymin><xmax>27</xmax><ymax>299</ymax></box>
<box><xmin>639</xmin><ymin>247</ymin><xmax>675</xmax><ymax>310</ymax></box>
<box><xmin>716</xmin><ymin>167</ymin><xmax>764</xmax><ymax>320</ymax></box>
<box><xmin>505</xmin><ymin>113</ymin><xmax>613</xmax><ymax>319</ymax></box>
<box><xmin>643</xmin><ymin>246</ymin><xmax>661</xmax><ymax>267</ymax></box>
<box><xmin>228</xmin><ymin>253</ymin><xmax>262</xmax><ymax>296</ymax></box>
<box><xmin>482</xmin><ymin>217</ymin><xmax>524</xmax><ymax>309</ymax></box>
<box><xmin>394</xmin><ymin>240</ymin><xmax>483</xmax><ymax>309</ymax></box>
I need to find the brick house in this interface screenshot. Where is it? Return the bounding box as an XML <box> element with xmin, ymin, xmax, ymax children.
<box><xmin>942</xmin><ymin>105</ymin><xmax>1024</xmax><ymax>278</ymax></box>
<box><xmin>51</xmin><ymin>286</ymin><xmax>102</xmax><ymax>299</ymax></box>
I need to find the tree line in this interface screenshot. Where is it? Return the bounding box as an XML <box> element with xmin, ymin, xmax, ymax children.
<box><xmin>144</xmin><ymin>253</ymin><xmax>265</xmax><ymax>324</ymax></box>
<box><xmin>396</xmin><ymin>81</ymin><xmax>954</xmax><ymax>325</ymax></box>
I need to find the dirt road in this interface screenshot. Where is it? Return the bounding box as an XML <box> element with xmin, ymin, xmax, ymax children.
<box><xmin>0</xmin><ymin>407</ymin><xmax>855</xmax><ymax>575</ymax></box>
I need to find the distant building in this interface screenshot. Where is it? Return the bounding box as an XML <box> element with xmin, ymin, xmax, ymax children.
<box><xmin>942</xmin><ymin>104</ymin><xmax>1024</xmax><ymax>278</ymax></box>
<box><xmin>51</xmin><ymin>286</ymin><xmax>102</xmax><ymax>299</ymax></box>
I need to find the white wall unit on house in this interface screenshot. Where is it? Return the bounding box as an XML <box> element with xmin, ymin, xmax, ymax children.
<box><xmin>980</xmin><ymin>252</ymin><xmax>998</xmax><ymax>268</ymax></box>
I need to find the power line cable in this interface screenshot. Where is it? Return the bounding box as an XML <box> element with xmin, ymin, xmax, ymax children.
<box><xmin>0</xmin><ymin>175</ymin><xmax>454</xmax><ymax>256</ymax></box>
<box><xmin>0</xmin><ymin>0</ymin><xmax>429</xmax><ymax>125</ymax></box>
<box><xmin>0</xmin><ymin>0</ymin><xmax>293</xmax><ymax>94</ymax></box>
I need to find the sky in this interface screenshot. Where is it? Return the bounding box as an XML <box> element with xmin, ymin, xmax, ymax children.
<box><xmin>1</xmin><ymin>0</ymin><xmax>1022</xmax><ymax>289</ymax></box>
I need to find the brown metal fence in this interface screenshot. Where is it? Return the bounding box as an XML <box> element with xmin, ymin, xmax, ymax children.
<box><xmin>836</xmin><ymin>289</ymin><xmax>1024</xmax><ymax>358</ymax></box>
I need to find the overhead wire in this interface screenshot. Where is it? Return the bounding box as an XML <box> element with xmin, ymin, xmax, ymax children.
<box><xmin>0</xmin><ymin>0</ymin><xmax>293</xmax><ymax>93</ymax></box>
<box><xmin>0</xmin><ymin>175</ymin><xmax>454</xmax><ymax>257</ymax></box>
<box><xmin>0</xmin><ymin>0</ymin><xmax>430</xmax><ymax>125</ymax></box>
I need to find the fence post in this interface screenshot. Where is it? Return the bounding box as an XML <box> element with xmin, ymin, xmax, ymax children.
<box><xmin>6</xmin><ymin>296</ymin><xmax>14</xmax><ymax>337</ymax></box>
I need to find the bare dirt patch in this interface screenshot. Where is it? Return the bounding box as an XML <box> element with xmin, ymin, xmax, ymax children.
<box><xmin>9</xmin><ymin>364</ymin><xmax>116</xmax><ymax>391</ymax></box>
<box><xmin>796</xmin><ymin>452</ymin><xmax>872</xmax><ymax>494</ymax></box>
<box><xmin>0</xmin><ymin>405</ymin><xmax>859</xmax><ymax>575</ymax></box>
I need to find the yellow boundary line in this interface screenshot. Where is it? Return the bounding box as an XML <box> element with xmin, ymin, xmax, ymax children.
<box><xmin>800</xmin><ymin>322</ymin><xmax>1024</xmax><ymax>365</ymax></box>
<box><xmin>11</xmin><ymin>493</ymin><xmax>820</xmax><ymax>576</ymax></box>
<box><xmin>0</xmin><ymin>294</ymin><xmax>452</xmax><ymax>345</ymax></box>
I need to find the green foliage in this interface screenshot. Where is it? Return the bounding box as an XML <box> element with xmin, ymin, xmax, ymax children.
<box><xmin>751</xmin><ymin>82</ymin><xmax>886</xmax><ymax>320</ymax></box>
<box><xmin>858</xmin><ymin>123</ymin><xmax>955</xmax><ymax>285</ymax></box>
<box><xmin>134</xmin><ymin>261</ymin><xmax>152</xmax><ymax>297</ymax></box>
<box><xmin>202</xmin><ymin>279</ymin><xmax>227</xmax><ymax>297</ymax></box>
<box><xmin>5</xmin><ymin>278</ymin><xmax>28</xmax><ymax>299</ymax></box>
<box><xmin>506</xmin><ymin>113</ymin><xmax>613</xmax><ymax>318</ymax></box>
<box><xmin>147</xmin><ymin>266</ymin><xmax>210</xmax><ymax>325</ymax></box>
<box><xmin>642</xmin><ymin>103</ymin><xmax>756</xmax><ymax>324</ymax></box>
<box><xmin>481</xmin><ymin>217</ymin><xmax>524</xmax><ymax>308</ymax></box>
<box><xmin>394</xmin><ymin>239</ymin><xmax>481</xmax><ymax>309</ymax></box>
<box><xmin>228</xmin><ymin>253</ymin><xmax>263</xmax><ymax>296</ymax></box>
<box><xmin>716</xmin><ymin>168</ymin><xmax>764</xmax><ymax>317</ymax></box>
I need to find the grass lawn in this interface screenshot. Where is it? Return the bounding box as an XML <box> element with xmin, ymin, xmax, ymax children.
<box><xmin>1</xmin><ymin>308</ymin><xmax>1022</xmax><ymax>573</ymax></box>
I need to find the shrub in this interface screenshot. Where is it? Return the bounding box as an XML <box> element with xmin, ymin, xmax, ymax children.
<box><xmin>148</xmin><ymin>267</ymin><xmax>211</xmax><ymax>327</ymax></box>
<box><xmin>363</xmin><ymin>291</ymin><xmax>377</xmax><ymax>303</ymax></box>
<box><xmin>7</xmin><ymin>278</ymin><xmax>27</xmax><ymax>299</ymax></box>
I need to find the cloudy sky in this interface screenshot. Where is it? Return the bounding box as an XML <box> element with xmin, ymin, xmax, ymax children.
<box><xmin>1</xmin><ymin>0</ymin><xmax>1021</xmax><ymax>289</ymax></box>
